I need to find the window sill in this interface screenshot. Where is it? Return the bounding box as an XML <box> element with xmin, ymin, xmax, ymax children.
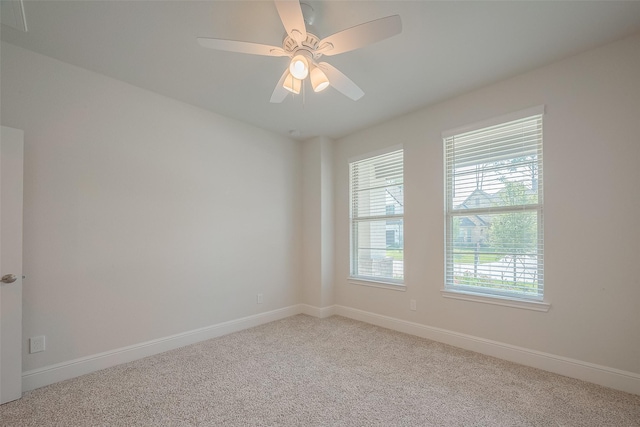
<box><xmin>349</xmin><ymin>277</ymin><xmax>406</xmax><ymax>291</ymax></box>
<box><xmin>441</xmin><ymin>289</ymin><xmax>550</xmax><ymax>312</ymax></box>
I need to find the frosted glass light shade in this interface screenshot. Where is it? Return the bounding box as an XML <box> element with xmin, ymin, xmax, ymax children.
<box><xmin>310</xmin><ymin>66</ymin><xmax>329</xmax><ymax>92</ymax></box>
<box><xmin>283</xmin><ymin>73</ymin><xmax>302</xmax><ymax>94</ymax></box>
<box><xmin>289</xmin><ymin>55</ymin><xmax>309</xmax><ymax>80</ymax></box>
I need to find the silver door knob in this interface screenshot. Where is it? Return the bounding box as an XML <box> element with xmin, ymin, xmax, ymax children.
<box><xmin>1</xmin><ymin>274</ymin><xmax>17</xmax><ymax>284</ymax></box>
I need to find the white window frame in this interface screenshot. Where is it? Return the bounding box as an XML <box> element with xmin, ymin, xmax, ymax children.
<box><xmin>349</xmin><ymin>147</ymin><xmax>404</xmax><ymax>289</ymax></box>
<box><xmin>442</xmin><ymin>106</ymin><xmax>549</xmax><ymax>311</ymax></box>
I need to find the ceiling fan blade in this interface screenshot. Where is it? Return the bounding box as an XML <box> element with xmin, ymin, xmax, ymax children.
<box><xmin>270</xmin><ymin>69</ymin><xmax>291</xmax><ymax>103</ymax></box>
<box><xmin>318</xmin><ymin>62</ymin><xmax>364</xmax><ymax>101</ymax></box>
<box><xmin>197</xmin><ymin>38</ymin><xmax>287</xmax><ymax>57</ymax></box>
<box><xmin>318</xmin><ymin>15</ymin><xmax>402</xmax><ymax>57</ymax></box>
<box><xmin>274</xmin><ymin>0</ymin><xmax>307</xmax><ymax>46</ymax></box>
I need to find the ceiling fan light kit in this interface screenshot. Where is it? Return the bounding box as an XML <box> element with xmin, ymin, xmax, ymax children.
<box><xmin>289</xmin><ymin>53</ymin><xmax>310</xmax><ymax>79</ymax></box>
<box><xmin>283</xmin><ymin>73</ymin><xmax>302</xmax><ymax>94</ymax></box>
<box><xmin>310</xmin><ymin>66</ymin><xmax>329</xmax><ymax>93</ymax></box>
<box><xmin>197</xmin><ymin>0</ymin><xmax>402</xmax><ymax>103</ymax></box>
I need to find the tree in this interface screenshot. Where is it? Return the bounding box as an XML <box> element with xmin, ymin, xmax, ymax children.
<box><xmin>488</xmin><ymin>181</ymin><xmax>537</xmax><ymax>285</ymax></box>
<box><xmin>451</xmin><ymin>216</ymin><xmax>460</xmax><ymax>242</ymax></box>
<box><xmin>504</xmin><ymin>154</ymin><xmax>539</xmax><ymax>192</ymax></box>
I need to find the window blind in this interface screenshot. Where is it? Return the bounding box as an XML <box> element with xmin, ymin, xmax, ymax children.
<box><xmin>444</xmin><ymin>113</ymin><xmax>543</xmax><ymax>300</ymax></box>
<box><xmin>350</xmin><ymin>149</ymin><xmax>404</xmax><ymax>283</ymax></box>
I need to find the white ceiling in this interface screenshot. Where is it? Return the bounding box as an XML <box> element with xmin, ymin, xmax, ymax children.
<box><xmin>2</xmin><ymin>1</ymin><xmax>640</xmax><ymax>140</ymax></box>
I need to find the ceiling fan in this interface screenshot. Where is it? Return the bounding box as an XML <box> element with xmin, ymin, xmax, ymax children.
<box><xmin>197</xmin><ymin>1</ymin><xmax>402</xmax><ymax>103</ymax></box>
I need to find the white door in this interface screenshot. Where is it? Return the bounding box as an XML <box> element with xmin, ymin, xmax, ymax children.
<box><xmin>0</xmin><ymin>126</ymin><xmax>24</xmax><ymax>404</ymax></box>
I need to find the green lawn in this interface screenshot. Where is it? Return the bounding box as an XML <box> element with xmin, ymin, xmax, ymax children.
<box><xmin>453</xmin><ymin>251</ymin><xmax>503</xmax><ymax>264</ymax></box>
<box><xmin>386</xmin><ymin>249</ymin><xmax>403</xmax><ymax>260</ymax></box>
<box><xmin>454</xmin><ymin>274</ymin><xmax>539</xmax><ymax>295</ymax></box>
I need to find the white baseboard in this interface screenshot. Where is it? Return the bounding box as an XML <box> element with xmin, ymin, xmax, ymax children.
<box><xmin>22</xmin><ymin>303</ymin><xmax>640</xmax><ymax>396</ymax></box>
<box><xmin>334</xmin><ymin>305</ymin><xmax>640</xmax><ymax>396</ymax></box>
<box><xmin>22</xmin><ymin>305</ymin><xmax>301</xmax><ymax>392</ymax></box>
<box><xmin>299</xmin><ymin>304</ymin><xmax>336</xmax><ymax>318</ymax></box>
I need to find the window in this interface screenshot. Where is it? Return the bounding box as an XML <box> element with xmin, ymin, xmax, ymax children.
<box><xmin>349</xmin><ymin>149</ymin><xmax>404</xmax><ymax>285</ymax></box>
<box><xmin>444</xmin><ymin>108</ymin><xmax>544</xmax><ymax>302</ymax></box>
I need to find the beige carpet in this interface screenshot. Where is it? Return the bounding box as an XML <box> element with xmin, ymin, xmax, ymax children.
<box><xmin>1</xmin><ymin>315</ymin><xmax>639</xmax><ymax>426</ymax></box>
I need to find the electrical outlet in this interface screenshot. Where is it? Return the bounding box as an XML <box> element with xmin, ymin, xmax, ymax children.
<box><xmin>410</xmin><ymin>299</ymin><xmax>417</xmax><ymax>311</ymax></box>
<box><xmin>257</xmin><ymin>293</ymin><xmax>263</xmax><ymax>304</ymax></box>
<box><xmin>30</xmin><ymin>336</ymin><xmax>46</xmax><ymax>353</ymax></box>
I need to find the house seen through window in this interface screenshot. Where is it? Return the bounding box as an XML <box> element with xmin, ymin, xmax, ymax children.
<box><xmin>349</xmin><ymin>149</ymin><xmax>404</xmax><ymax>285</ymax></box>
<box><xmin>444</xmin><ymin>109</ymin><xmax>544</xmax><ymax>300</ymax></box>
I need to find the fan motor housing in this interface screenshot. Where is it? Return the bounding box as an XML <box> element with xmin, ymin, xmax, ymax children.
<box><xmin>283</xmin><ymin>32</ymin><xmax>320</xmax><ymax>58</ymax></box>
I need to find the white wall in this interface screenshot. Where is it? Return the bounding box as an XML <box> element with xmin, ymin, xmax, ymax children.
<box><xmin>333</xmin><ymin>33</ymin><xmax>640</xmax><ymax>375</ymax></box>
<box><xmin>0</xmin><ymin>42</ymin><xmax>302</xmax><ymax>372</ymax></box>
